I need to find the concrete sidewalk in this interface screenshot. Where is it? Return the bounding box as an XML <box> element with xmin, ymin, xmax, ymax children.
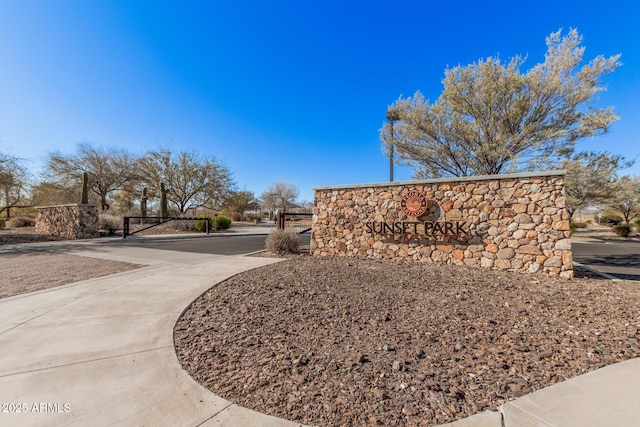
<box><xmin>0</xmin><ymin>241</ymin><xmax>638</xmax><ymax>426</ymax></box>
<box><xmin>0</xmin><ymin>245</ymin><xmax>302</xmax><ymax>427</ymax></box>
<box><xmin>443</xmin><ymin>357</ymin><xmax>640</xmax><ymax>426</ymax></box>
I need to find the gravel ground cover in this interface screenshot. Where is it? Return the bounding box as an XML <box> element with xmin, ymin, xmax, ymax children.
<box><xmin>0</xmin><ymin>228</ymin><xmax>65</xmax><ymax>244</ymax></box>
<box><xmin>0</xmin><ymin>252</ymin><xmax>141</xmax><ymax>299</ymax></box>
<box><xmin>0</xmin><ymin>227</ymin><xmax>142</xmax><ymax>299</ymax></box>
<box><xmin>174</xmin><ymin>256</ymin><xmax>640</xmax><ymax>427</ymax></box>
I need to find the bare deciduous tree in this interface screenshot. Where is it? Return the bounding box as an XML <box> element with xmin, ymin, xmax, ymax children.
<box><xmin>563</xmin><ymin>152</ymin><xmax>632</xmax><ymax>218</ymax></box>
<box><xmin>609</xmin><ymin>175</ymin><xmax>640</xmax><ymax>224</ymax></box>
<box><xmin>30</xmin><ymin>181</ymin><xmax>80</xmax><ymax>207</ymax></box>
<box><xmin>0</xmin><ymin>151</ymin><xmax>29</xmax><ymax>218</ymax></box>
<box><xmin>381</xmin><ymin>29</ymin><xmax>621</xmax><ymax>178</ymax></box>
<box><xmin>45</xmin><ymin>142</ymin><xmax>139</xmax><ymax>210</ymax></box>
<box><xmin>261</xmin><ymin>182</ymin><xmax>299</xmax><ymax>214</ymax></box>
<box><xmin>139</xmin><ymin>148</ymin><xmax>235</xmax><ymax>214</ymax></box>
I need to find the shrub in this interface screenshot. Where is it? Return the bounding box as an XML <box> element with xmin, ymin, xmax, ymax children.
<box><xmin>613</xmin><ymin>223</ymin><xmax>632</xmax><ymax>237</ymax></box>
<box><xmin>6</xmin><ymin>216</ymin><xmax>36</xmax><ymax>228</ymax></box>
<box><xmin>0</xmin><ymin>219</ymin><xmax>5</xmax><ymax>229</ymax></box>
<box><xmin>265</xmin><ymin>230</ymin><xmax>300</xmax><ymax>254</ymax></box>
<box><xmin>166</xmin><ymin>219</ymin><xmax>195</xmax><ymax>231</ymax></box>
<box><xmin>247</xmin><ymin>213</ymin><xmax>262</xmax><ymax>223</ymax></box>
<box><xmin>226</xmin><ymin>211</ymin><xmax>242</xmax><ymax>221</ymax></box>
<box><xmin>569</xmin><ymin>220</ymin><xmax>587</xmax><ymax>234</ymax></box>
<box><xmin>193</xmin><ymin>214</ymin><xmax>232</xmax><ymax>232</ymax></box>
<box><xmin>214</xmin><ymin>214</ymin><xmax>232</xmax><ymax>230</ymax></box>
<box><xmin>99</xmin><ymin>214</ymin><xmax>122</xmax><ymax>236</ymax></box>
<box><xmin>193</xmin><ymin>215</ymin><xmax>210</xmax><ymax>232</ymax></box>
<box><xmin>599</xmin><ymin>214</ymin><xmax>623</xmax><ymax>226</ymax></box>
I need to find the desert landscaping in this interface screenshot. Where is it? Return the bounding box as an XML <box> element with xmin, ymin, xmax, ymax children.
<box><xmin>174</xmin><ymin>255</ymin><xmax>639</xmax><ymax>426</ymax></box>
<box><xmin>2</xmin><ymin>222</ymin><xmax>639</xmax><ymax>426</ymax></box>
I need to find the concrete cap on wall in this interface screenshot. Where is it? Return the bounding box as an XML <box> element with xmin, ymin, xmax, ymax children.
<box><xmin>313</xmin><ymin>170</ymin><xmax>566</xmax><ymax>192</ymax></box>
<box><xmin>35</xmin><ymin>204</ymin><xmax>99</xmax><ymax>209</ymax></box>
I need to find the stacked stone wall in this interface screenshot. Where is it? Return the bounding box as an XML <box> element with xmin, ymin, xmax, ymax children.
<box><xmin>311</xmin><ymin>171</ymin><xmax>572</xmax><ymax>278</ymax></box>
<box><xmin>35</xmin><ymin>204</ymin><xmax>99</xmax><ymax>239</ymax></box>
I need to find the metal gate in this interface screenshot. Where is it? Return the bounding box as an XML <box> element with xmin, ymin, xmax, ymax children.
<box><xmin>276</xmin><ymin>212</ymin><xmax>312</xmax><ymax>234</ymax></box>
<box><xmin>123</xmin><ymin>216</ymin><xmax>211</xmax><ymax>238</ymax></box>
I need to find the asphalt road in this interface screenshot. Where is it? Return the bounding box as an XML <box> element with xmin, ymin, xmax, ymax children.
<box><xmin>572</xmin><ymin>239</ymin><xmax>640</xmax><ymax>281</ymax></box>
<box><xmin>117</xmin><ymin>233</ymin><xmax>312</xmax><ymax>256</ymax></box>
<box><xmin>115</xmin><ymin>232</ymin><xmax>639</xmax><ymax>281</ymax></box>
<box><xmin>118</xmin><ymin>234</ymin><xmax>269</xmax><ymax>255</ymax></box>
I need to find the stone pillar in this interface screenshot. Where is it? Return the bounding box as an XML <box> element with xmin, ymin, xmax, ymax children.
<box><xmin>35</xmin><ymin>204</ymin><xmax>99</xmax><ymax>239</ymax></box>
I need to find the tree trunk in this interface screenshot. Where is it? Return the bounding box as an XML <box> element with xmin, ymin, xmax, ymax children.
<box><xmin>4</xmin><ymin>189</ymin><xmax>10</xmax><ymax>219</ymax></box>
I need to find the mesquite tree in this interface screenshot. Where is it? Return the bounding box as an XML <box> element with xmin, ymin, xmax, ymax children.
<box><xmin>381</xmin><ymin>29</ymin><xmax>621</xmax><ymax>178</ymax></box>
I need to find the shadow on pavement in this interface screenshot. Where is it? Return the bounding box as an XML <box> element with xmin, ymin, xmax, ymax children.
<box><xmin>575</xmin><ymin>253</ymin><xmax>640</xmax><ymax>281</ymax></box>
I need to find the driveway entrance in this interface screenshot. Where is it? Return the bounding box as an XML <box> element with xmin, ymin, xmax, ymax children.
<box><xmin>116</xmin><ymin>234</ymin><xmax>269</xmax><ymax>255</ymax></box>
<box><xmin>113</xmin><ymin>226</ymin><xmax>311</xmax><ymax>256</ymax></box>
<box><xmin>572</xmin><ymin>239</ymin><xmax>640</xmax><ymax>281</ymax></box>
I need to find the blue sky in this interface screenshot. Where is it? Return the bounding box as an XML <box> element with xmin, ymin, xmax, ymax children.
<box><xmin>1</xmin><ymin>1</ymin><xmax>638</xmax><ymax>203</ymax></box>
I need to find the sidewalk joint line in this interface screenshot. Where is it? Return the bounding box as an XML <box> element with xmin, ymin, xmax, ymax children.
<box><xmin>0</xmin><ymin>345</ymin><xmax>173</xmax><ymax>378</ymax></box>
<box><xmin>504</xmin><ymin>402</ymin><xmax>555</xmax><ymax>426</ymax></box>
<box><xmin>195</xmin><ymin>402</ymin><xmax>235</xmax><ymax>426</ymax></box>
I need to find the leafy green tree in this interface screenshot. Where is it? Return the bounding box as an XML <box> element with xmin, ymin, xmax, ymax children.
<box><xmin>563</xmin><ymin>152</ymin><xmax>632</xmax><ymax>218</ymax></box>
<box><xmin>381</xmin><ymin>29</ymin><xmax>621</xmax><ymax>178</ymax></box>
<box><xmin>139</xmin><ymin>148</ymin><xmax>235</xmax><ymax>214</ymax></box>
<box><xmin>608</xmin><ymin>175</ymin><xmax>640</xmax><ymax>224</ymax></box>
<box><xmin>45</xmin><ymin>142</ymin><xmax>139</xmax><ymax>210</ymax></box>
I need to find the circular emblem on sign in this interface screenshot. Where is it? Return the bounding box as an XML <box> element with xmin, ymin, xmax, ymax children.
<box><xmin>401</xmin><ymin>191</ymin><xmax>428</xmax><ymax>217</ymax></box>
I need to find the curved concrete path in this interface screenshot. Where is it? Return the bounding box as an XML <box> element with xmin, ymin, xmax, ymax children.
<box><xmin>0</xmin><ymin>245</ymin><xmax>303</xmax><ymax>426</ymax></box>
<box><xmin>1</xmin><ymin>241</ymin><xmax>638</xmax><ymax>426</ymax></box>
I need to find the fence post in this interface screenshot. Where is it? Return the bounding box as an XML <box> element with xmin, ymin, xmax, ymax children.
<box><xmin>277</xmin><ymin>212</ymin><xmax>285</xmax><ymax>230</ymax></box>
<box><xmin>123</xmin><ymin>217</ymin><xmax>129</xmax><ymax>239</ymax></box>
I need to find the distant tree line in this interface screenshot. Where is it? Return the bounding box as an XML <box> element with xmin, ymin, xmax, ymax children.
<box><xmin>1</xmin><ymin>143</ymin><xmax>309</xmax><ymax>222</ymax></box>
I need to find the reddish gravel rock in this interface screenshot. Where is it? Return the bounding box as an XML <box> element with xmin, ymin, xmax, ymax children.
<box><xmin>174</xmin><ymin>256</ymin><xmax>640</xmax><ymax>426</ymax></box>
<box><xmin>0</xmin><ymin>252</ymin><xmax>141</xmax><ymax>299</ymax></box>
<box><xmin>0</xmin><ymin>227</ymin><xmax>65</xmax><ymax>244</ymax></box>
